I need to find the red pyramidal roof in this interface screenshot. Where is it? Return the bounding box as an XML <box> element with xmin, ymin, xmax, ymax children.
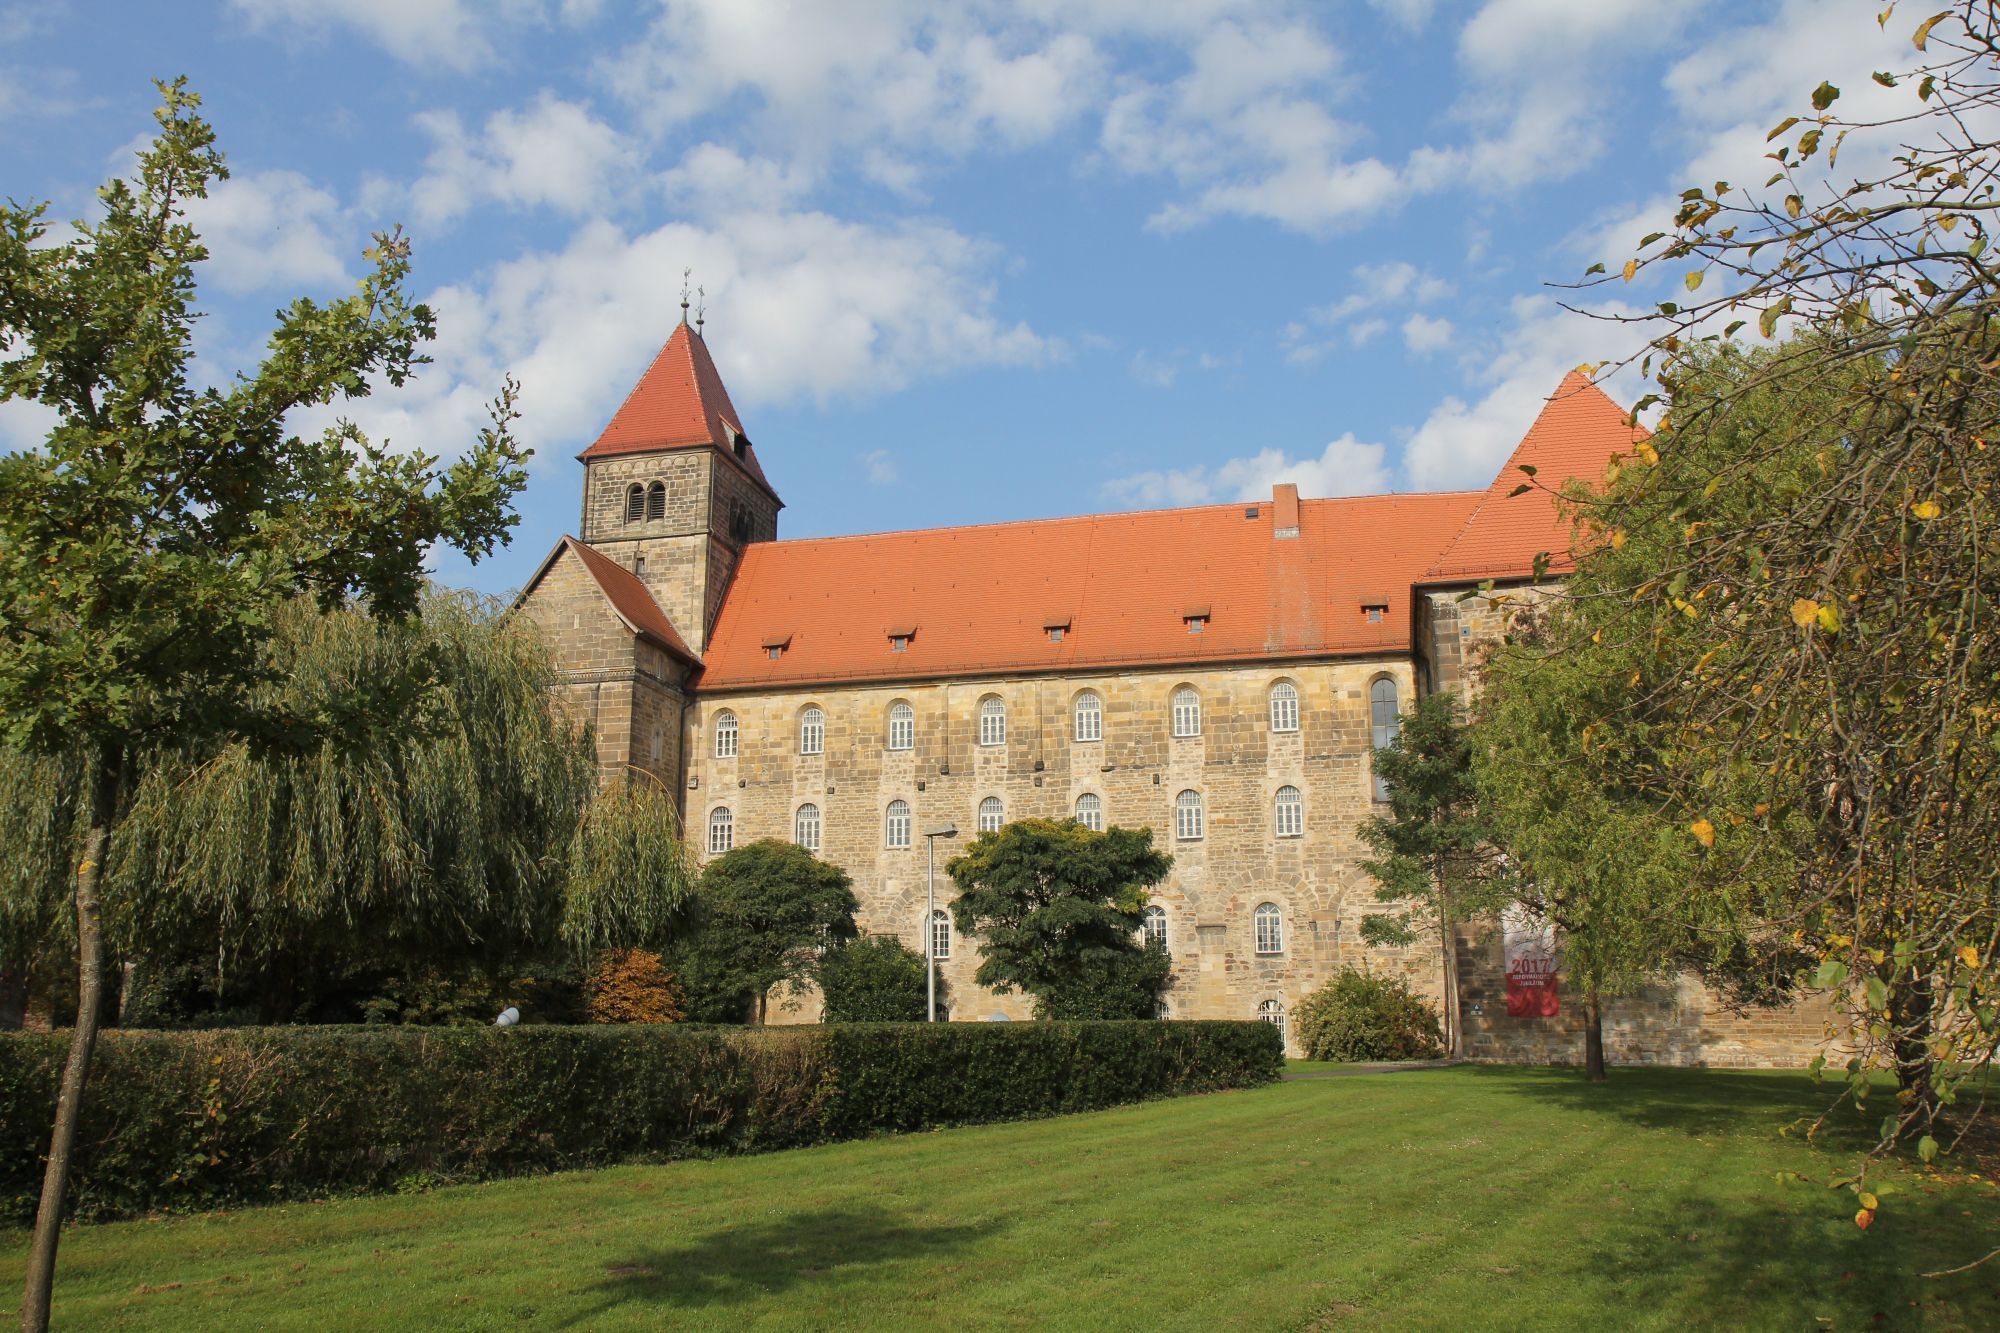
<box><xmin>1422</xmin><ymin>371</ymin><xmax>1647</xmax><ymax>584</ymax></box>
<box><xmin>578</xmin><ymin>321</ymin><xmax>777</xmax><ymax>495</ymax></box>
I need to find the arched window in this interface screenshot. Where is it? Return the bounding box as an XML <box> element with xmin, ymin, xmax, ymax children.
<box><xmin>648</xmin><ymin>727</ymin><xmax>663</xmax><ymax>763</ymax></box>
<box><xmin>707</xmin><ymin>807</ymin><xmax>734</xmax><ymax>856</ymax></box>
<box><xmin>978</xmin><ymin>796</ymin><xmax>1004</xmax><ymax>834</ymax></box>
<box><xmin>978</xmin><ymin>695</ymin><xmax>1006</xmax><ymax>747</ymax></box>
<box><xmin>1174</xmin><ymin>789</ymin><xmax>1204</xmax><ymax>841</ymax></box>
<box><xmin>795</xmin><ymin>803</ymin><xmax>821</xmax><ymax>853</ymax></box>
<box><xmin>1171</xmin><ymin>686</ymin><xmax>1201</xmax><ymax>738</ymax></box>
<box><xmin>1074</xmin><ymin>691</ymin><xmax>1103</xmax><ymax>742</ymax></box>
<box><xmin>1258</xmin><ymin>998</ymin><xmax>1286</xmax><ymax>1041</ymax></box>
<box><xmin>1254</xmin><ymin>902</ymin><xmax>1284</xmax><ymax>954</ymax></box>
<box><xmin>800</xmin><ymin>706</ymin><xmax>825</xmax><ymax>756</ymax></box>
<box><xmin>929</xmin><ymin>908</ymin><xmax>952</xmax><ymax>960</ymax></box>
<box><xmin>645</xmin><ymin>481</ymin><xmax>666</xmax><ymax>521</ymax></box>
<box><xmin>1142</xmin><ymin>904</ymin><xmax>1169</xmax><ymax>952</ymax></box>
<box><xmin>1075</xmin><ymin>792</ymin><xmax>1103</xmax><ymax>832</ymax></box>
<box><xmin>713</xmin><ymin>710</ymin><xmax>738</xmax><ymax>759</ymax></box>
<box><xmin>625</xmin><ymin>483</ymin><xmax>645</xmax><ymax>523</ymax></box>
<box><xmin>887</xmin><ymin>701</ymin><xmax>914</xmax><ymax>751</ymax></box>
<box><xmin>885</xmin><ymin>799</ymin><xmax>912</xmax><ymax>849</ymax></box>
<box><xmin>1275</xmin><ymin>785</ymin><xmax>1303</xmax><ymax>838</ymax></box>
<box><xmin>1269</xmin><ymin>681</ymin><xmax>1300</xmax><ymax>733</ymax></box>
<box><xmin>1370</xmin><ymin>677</ymin><xmax>1401</xmax><ymax>800</ymax></box>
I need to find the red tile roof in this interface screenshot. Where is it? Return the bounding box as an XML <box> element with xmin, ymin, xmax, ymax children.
<box><xmin>696</xmin><ymin>492</ymin><xmax>1484</xmax><ymax>691</ymax></box>
<box><xmin>577</xmin><ymin>321</ymin><xmax>779</xmax><ymax>497</ymax></box>
<box><xmin>552</xmin><ymin>536</ymin><xmax>701</xmax><ymax>666</ymax></box>
<box><xmin>1421</xmin><ymin>371</ymin><xmax>1646</xmax><ymax>584</ymax></box>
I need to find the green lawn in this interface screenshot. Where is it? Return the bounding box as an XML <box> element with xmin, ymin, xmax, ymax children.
<box><xmin>6</xmin><ymin>1067</ymin><xmax>1997</xmax><ymax>1330</ymax></box>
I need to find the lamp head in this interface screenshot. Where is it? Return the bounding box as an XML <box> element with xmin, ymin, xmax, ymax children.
<box><xmin>925</xmin><ymin>823</ymin><xmax>959</xmax><ymax>840</ymax></box>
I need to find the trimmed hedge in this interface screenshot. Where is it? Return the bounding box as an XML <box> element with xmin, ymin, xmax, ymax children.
<box><xmin>0</xmin><ymin>1020</ymin><xmax>1280</xmax><ymax>1223</ymax></box>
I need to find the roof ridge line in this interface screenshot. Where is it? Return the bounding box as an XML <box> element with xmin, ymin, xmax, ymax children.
<box><xmin>736</xmin><ymin>489</ymin><xmax>1488</xmax><ymax>552</ymax></box>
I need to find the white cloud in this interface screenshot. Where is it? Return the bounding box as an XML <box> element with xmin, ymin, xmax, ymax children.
<box><xmin>1367</xmin><ymin>0</ymin><xmax>1435</xmax><ymax>31</ymax></box>
<box><xmin>295</xmin><ymin>210</ymin><xmax>1053</xmax><ymax>472</ymax></box>
<box><xmin>602</xmin><ymin>1</ymin><xmax>1104</xmax><ymax>170</ymax></box>
<box><xmin>1316</xmin><ymin>261</ymin><xmax>1451</xmax><ymax>322</ymax></box>
<box><xmin>225</xmin><ymin>0</ymin><xmax>575</xmax><ymax>70</ymax></box>
<box><xmin>408</xmin><ymin>93</ymin><xmax>637</xmax><ymax>229</ymax></box>
<box><xmin>1401</xmin><ymin>294</ymin><xmax>1650</xmax><ymax>490</ymax></box>
<box><xmin>1104</xmin><ymin>431</ymin><xmax>1391</xmax><ymax>506</ymax></box>
<box><xmin>185</xmin><ymin>169</ymin><xmax>351</xmax><ymax>295</ymax></box>
<box><xmin>861</xmin><ymin>448</ymin><xmax>898</xmax><ymax>485</ymax></box>
<box><xmin>1401</xmin><ymin>312</ymin><xmax>1454</xmax><ymax>354</ymax></box>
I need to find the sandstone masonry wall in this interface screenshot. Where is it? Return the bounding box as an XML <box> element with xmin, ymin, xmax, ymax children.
<box><xmin>685</xmin><ymin>659</ymin><xmax>1439</xmax><ymax>1045</ymax></box>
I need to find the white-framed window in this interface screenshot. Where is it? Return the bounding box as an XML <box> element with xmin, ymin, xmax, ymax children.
<box><xmin>1270</xmin><ymin>681</ymin><xmax>1300</xmax><ymax>733</ymax></box>
<box><xmin>978</xmin><ymin>695</ymin><xmax>1006</xmax><ymax>747</ymax></box>
<box><xmin>624</xmin><ymin>484</ymin><xmax>644</xmax><ymax>523</ymax></box>
<box><xmin>1074</xmin><ymin>691</ymin><xmax>1102</xmax><ymax>742</ymax></box>
<box><xmin>929</xmin><ymin>908</ymin><xmax>952</xmax><ymax>960</ymax></box>
<box><xmin>795</xmin><ymin>803</ymin><xmax>821</xmax><ymax>853</ymax></box>
<box><xmin>1254</xmin><ymin>902</ymin><xmax>1284</xmax><ymax>954</ymax></box>
<box><xmin>1275</xmin><ymin>785</ymin><xmax>1303</xmax><ymax>838</ymax></box>
<box><xmin>887</xmin><ymin>701</ymin><xmax>914</xmax><ymax>751</ymax></box>
<box><xmin>1370</xmin><ymin>677</ymin><xmax>1401</xmax><ymax>801</ymax></box>
<box><xmin>1258</xmin><ymin>998</ymin><xmax>1286</xmax><ymax>1041</ymax></box>
<box><xmin>1171</xmin><ymin>686</ymin><xmax>1201</xmax><ymax>738</ymax></box>
<box><xmin>645</xmin><ymin>481</ymin><xmax>666</xmax><ymax>522</ymax></box>
<box><xmin>1075</xmin><ymin>792</ymin><xmax>1103</xmax><ymax>832</ymax></box>
<box><xmin>713</xmin><ymin>710</ymin><xmax>738</xmax><ymax>758</ymax></box>
<box><xmin>800</xmin><ymin>705</ymin><xmax>825</xmax><ymax>756</ymax></box>
<box><xmin>1174</xmin><ymin>789</ymin><xmax>1204</xmax><ymax>841</ymax></box>
<box><xmin>978</xmin><ymin>796</ymin><xmax>1004</xmax><ymax>834</ymax></box>
<box><xmin>1142</xmin><ymin>904</ymin><xmax>1168</xmax><ymax>952</ymax></box>
<box><xmin>886</xmin><ymin>799</ymin><xmax>911</xmax><ymax>849</ymax></box>
<box><xmin>707</xmin><ymin>807</ymin><xmax>734</xmax><ymax>856</ymax></box>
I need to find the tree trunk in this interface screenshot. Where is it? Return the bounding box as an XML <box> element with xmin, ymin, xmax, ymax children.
<box><xmin>20</xmin><ymin>750</ymin><xmax>120</xmax><ymax>1333</ymax></box>
<box><xmin>1438</xmin><ymin>893</ymin><xmax>1460</xmax><ymax>1059</ymax></box>
<box><xmin>1584</xmin><ymin>989</ymin><xmax>1607</xmax><ymax>1084</ymax></box>
<box><xmin>1891</xmin><ymin>967</ymin><xmax>1938</xmax><ymax>1135</ymax></box>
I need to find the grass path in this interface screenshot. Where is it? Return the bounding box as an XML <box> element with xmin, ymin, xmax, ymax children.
<box><xmin>5</xmin><ymin>1067</ymin><xmax>1998</xmax><ymax>1330</ymax></box>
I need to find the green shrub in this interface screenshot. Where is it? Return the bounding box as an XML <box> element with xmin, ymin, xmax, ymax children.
<box><xmin>0</xmin><ymin>1019</ymin><xmax>1281</xmax><ymax>1223</ymax></box>
<box><xmin>816</xmin><ymin>935</ymin><xmax>932</xmax><ymax>1022</ymax></box>
<box><xmin>1292</xmin><ymin>968</ymin><xmax>1446</xmax><ymax>1062</ymax></box>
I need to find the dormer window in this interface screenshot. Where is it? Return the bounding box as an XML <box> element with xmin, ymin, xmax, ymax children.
<box><xmin>887</xmin><ymin>624</ymin><xmax>916</xmax><ymax>653</ymax></box>
<box><xmin>1044</xmin><ymin>614</ymin><xmax>1071</xmax><ymax>644</ymax></box>
<box><xmin>1361</xmin><ymin>595</ymin><xmax>1390</xmax><ymax>625</ymax></box>
<box><xmin>1048</xmin><ymin>627</ymin><xmax>1064</xmax><ymax>643</ymax></box>
<box><xmin>762</xmin><ymin>632</ymin><xmax>791</xmax><ymax>661</ymax></box>
<box><xmin>724</xmin><ymin>422</ymin><xmax>749</xmax><ymax>460</ymax></box>
<box><xmin>1182</xmin><ymin>604</ymin><xmax>1211</xmax><ymax>635</ymax></box>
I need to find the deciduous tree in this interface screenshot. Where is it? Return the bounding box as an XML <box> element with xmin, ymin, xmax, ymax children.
<box><xmin>0</xmin><ymin>81</ymin><xmax>528</xmax><ymax>1330</ymax></box>
<box><xmin>946</xmin><ymin>818</ymin><xmax>1172</xmax><ymax>1019</ymax></box>
<box><xmin>672</xmin><ymin>840</ymin><xmax>858</xmax><ymax>1024</ymax></box>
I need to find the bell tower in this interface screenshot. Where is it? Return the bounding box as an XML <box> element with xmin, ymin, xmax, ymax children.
<box><xmin>576</xmin><ymin>319</ymin><xmax>781</xmax><ymax>654</ymax></box>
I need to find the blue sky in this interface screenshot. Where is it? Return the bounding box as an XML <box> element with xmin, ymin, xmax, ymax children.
<box><xmin>0</xmin><ymin>1</ymin><xmax>1912</xmax><ymax>597</ymax></box>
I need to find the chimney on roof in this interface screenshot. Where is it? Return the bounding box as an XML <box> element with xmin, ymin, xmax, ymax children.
<box><xmin>1272</xmin><ymin>483</ymin><xmax>1301</xmax><ymax>539</ymax></box>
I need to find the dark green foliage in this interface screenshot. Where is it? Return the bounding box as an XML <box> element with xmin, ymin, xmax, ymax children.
<box><xmin>946</xmin><ymin>819</ymin><xmax>1173</xmax><ymax>1015</ymax></box>
<box><xmin>1291</xmin><ymin>968</ymin><xmax>1445</xmax><ymax>1062</ymax></box>
<box><xmin>817</xmin><ymin>935</ymin><xmax>932</xmax><ymax>1023</ymax></box>
<box><xmin>1358</xmin><ymin>693</ymin><xmax>1506</xmax><ymax>1054</ymax></box>
<box><xmin>0</xmin><ymin>1021</ymin><xmax>1282</xmax><ymax>1222</ymax></box>
<box><xmin>1034</xmin><ymin>941</ymin><xmax>1173</xmax><ymax>1019</ymax></box>
<box><xmin>671</xmin><ymin>840</ymin><xmax>858</xmax><ymax>1023</ymax></box>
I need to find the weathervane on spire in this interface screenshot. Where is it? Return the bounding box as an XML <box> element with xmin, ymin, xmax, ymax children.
<box><xmin>679</xmin><ymin>268</ymin><xmax>692</xmax><ymax>325</ymax></box>
<box><xmin>695</xmin><ymin>284</ymin><xmax>706</xmax><ymax>334</ymax></box>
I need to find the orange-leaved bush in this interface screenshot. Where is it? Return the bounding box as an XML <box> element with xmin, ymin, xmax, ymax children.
<box><xmin>584</xmin><ymin>949</ymin><xmax>685</xmax><ymax>1025</ymax></box>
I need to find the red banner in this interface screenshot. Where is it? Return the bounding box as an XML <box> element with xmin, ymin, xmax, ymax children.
<box><xmin>1503</xmin><ymin>908</ymin><xmax>1561</xmax><ymax>1017</ymax></box>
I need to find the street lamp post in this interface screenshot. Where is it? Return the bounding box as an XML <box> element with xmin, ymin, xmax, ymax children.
<box><xmin>923</xmin><ymin>823</ymin><xmax>958</xmax><ymax>1022</ymax></box>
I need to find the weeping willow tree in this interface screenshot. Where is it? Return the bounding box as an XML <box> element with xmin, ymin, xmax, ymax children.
<box><xmin>0</xmin><ymin>591</ymin><xmax>696</xmax><ymax>1019</ymax></box>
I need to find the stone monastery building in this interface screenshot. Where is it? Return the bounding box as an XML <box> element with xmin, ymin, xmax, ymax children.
<box><xmin>518</xmin><ymin>318</ymin><xmax>1827</xmax><ymax>1065</ymax></box>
